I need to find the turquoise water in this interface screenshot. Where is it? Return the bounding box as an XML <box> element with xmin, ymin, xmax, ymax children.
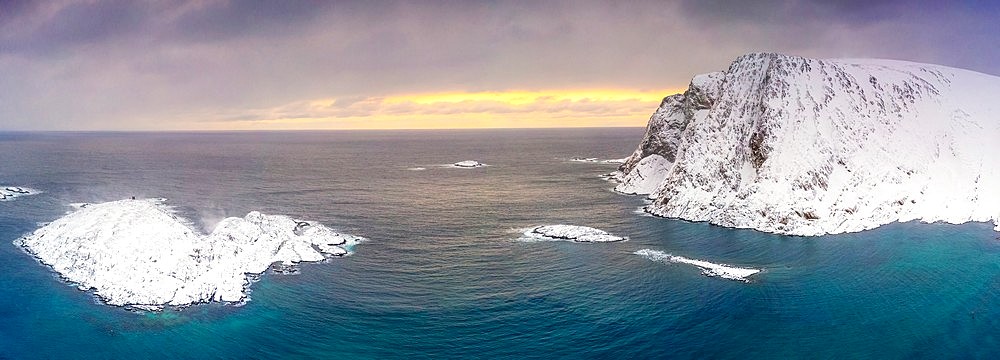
<box><xmin>1</xmin><ymin>129</ymin><xmax>998</xmax><ymax>359</ymax></box>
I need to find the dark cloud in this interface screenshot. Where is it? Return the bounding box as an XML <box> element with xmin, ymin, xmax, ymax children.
<box><xmin>678</xmin><ymin>0</ymin><xmax>950</xmax><ymax>26</ymax></box>
<box><xmin>168</xmin><ymin>0</ymin><xmax>336</xmax><ymax>42</ymax></box>
<box><xmin>2</xmin><ymin>0</ymin><xmax>145</xmax><ymax>55</ymax></box>
<box><xmin>0</xmin><ymin>0</ymin><xmax>37</xmax><ymax>22</ymax></box>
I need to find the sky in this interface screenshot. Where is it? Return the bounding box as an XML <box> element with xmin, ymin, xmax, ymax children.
<box><xmin>1</xmin><ymin>0</ymin><xmax>998</xmax><ymax>131</ymax></box>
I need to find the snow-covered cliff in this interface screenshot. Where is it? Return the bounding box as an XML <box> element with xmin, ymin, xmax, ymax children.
<box><xmin>17</xmin><ymin>199</ymin><xmax>365</xmax><ymax>309</ymax></box>
<box><xmin>615</xmin><ymin>53</ymin><xmax>1000</xmax><ymax>236</ymax></box>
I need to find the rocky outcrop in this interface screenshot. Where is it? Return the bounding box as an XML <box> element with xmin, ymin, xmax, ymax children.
<box><xmin>0</xmin><ymin>186</ymin><xmax>38</xmax><ymax>201</ymax></box>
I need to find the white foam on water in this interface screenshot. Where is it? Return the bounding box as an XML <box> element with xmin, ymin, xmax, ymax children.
<box><xmin>631</xmin><ymin>208</ymin><xmax>655</xmax><ymax>217</ymax></box>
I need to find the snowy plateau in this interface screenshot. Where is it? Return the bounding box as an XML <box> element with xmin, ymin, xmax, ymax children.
<box><xmin>613</xmin><ymin>53</ymin><xmax>1000</xmax><ymax>236</ymax></box>
<box><xmin>17</xmin><ymin>199</ymin><xmax>365</xmax><ymax>309</ymax></box>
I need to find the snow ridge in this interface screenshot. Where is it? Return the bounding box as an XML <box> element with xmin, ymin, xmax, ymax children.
<box><xmin>615</xmin><ymin>53</ymin><xmax>1000</xmax><ymax>236</ymax></box>
<box><xmin>17</xmin><ymin>199</ymin><xmax>365</xmax><ymax>309</ymax></box>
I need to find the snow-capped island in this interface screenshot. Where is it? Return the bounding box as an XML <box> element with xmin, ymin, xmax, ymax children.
<box><xmin>453</xmin><ymin>160</ymin><xmax>487</xmax><ymax>168</ymax></box>
<box><xmin>16</xmin><ymin>199</ymin><xmax>365</xmax><ymax>310</ymax></box>
<box><xmin>1</xmin><ymin>186</ymin><xmax>39</xmax><ymax>201</ymax></box>
<box><xmin>520</xmin><ymin>225</ymin><xmax>627</xmax><ymax>243</ymax></box>
<box><xmin>613</xmin><ymin>53</ymin><xmax>1000</xmax><ymax>236</ymax></box>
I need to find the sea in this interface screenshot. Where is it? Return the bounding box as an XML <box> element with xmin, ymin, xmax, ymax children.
<box><xmin>0</xmin><ymin>128</ymin><xmax>998</xmax><ymax>359</ymax></box>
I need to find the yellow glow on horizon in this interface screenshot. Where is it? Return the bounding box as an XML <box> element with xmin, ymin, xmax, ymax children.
<box><xmin>196</xmin><ymin>112</ymin><xmax>652</xmax><ymax>131</ymax></box>
<box><xmin>192</xmin><ymin>88</ymin><xmax>687</xmax><ymax>131</ymax></box>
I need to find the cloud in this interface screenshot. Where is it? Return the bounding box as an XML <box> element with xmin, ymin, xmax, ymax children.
<box><xmin>678</xmin><ymin>0</ymin><xmax>913</xmax><ymax>26</ymax></box>
<box><xmin>0</xmin><ymin>0</ymin><xmax>997</xmax><ymax>130</ymax></box>
<box><xmin>201</xmin><ymin>89</ymin><xmax>675</xmax><ymax>128</ymax></box>
<box><xmin>167</xmin><ymin>0</ymin><xmax>333</xmax><ymax>42</ymax></box>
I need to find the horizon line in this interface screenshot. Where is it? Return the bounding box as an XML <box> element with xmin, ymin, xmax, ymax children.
<box><xmin>0</xmin><ymin>125</ymin><xmax>648</xmax><ymax>133</ymax></box>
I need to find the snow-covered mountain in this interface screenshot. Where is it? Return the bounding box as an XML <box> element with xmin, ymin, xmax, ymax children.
<box><xmin>614</xmin><ymin>53</ymin><xmax>1000</xmax><ymax>236</ymax></box>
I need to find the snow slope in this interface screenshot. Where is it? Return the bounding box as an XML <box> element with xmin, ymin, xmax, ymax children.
<box><xmin>615</xmin><ymin>53</ymin><xmax>1000</xmax><ymax>236</ymax></box>
<box><xmin>17</xmin><ymin>199</ymin><xmax>365</xmax><ymax>309</ymax></box>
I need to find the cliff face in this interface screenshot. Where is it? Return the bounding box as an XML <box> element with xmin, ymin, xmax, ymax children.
<box><xmin>616</xmin><ymin>53</ymin><xmax>1000</xmax><ymax>236</ymax></box>
<box><xmin>614</xmin><ymin>71</ymin><xmax>723</xmax><ymax>195</ymax></box>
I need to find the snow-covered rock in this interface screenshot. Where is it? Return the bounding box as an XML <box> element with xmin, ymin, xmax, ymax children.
<box><xmin>614</xmin><ymin>53</ymin><xmax>1000</xmax><ymax>236</ymax></box>
<box><xmin>0</xmin><ymin>186</ymin><xmax>39</xmax><ymax>201</ymax></box>
<box><xmin>634</xmin><ymin>249</ymin><xmax>760</xmax><ymax>282</ymax></box>
<box><xmin>453</xmin><ymin>160</ymin><xmax>487</xmax><ymax>168</ymax></box>
<box><xmin>16</xmin><ymin>199</ymin><xmax>365</xmax><ymax>309</ymax></box>
<box><xmin>520</xmin><ymin>225</ymin><xmax>627</xmax><ymax>242</ymax></box>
